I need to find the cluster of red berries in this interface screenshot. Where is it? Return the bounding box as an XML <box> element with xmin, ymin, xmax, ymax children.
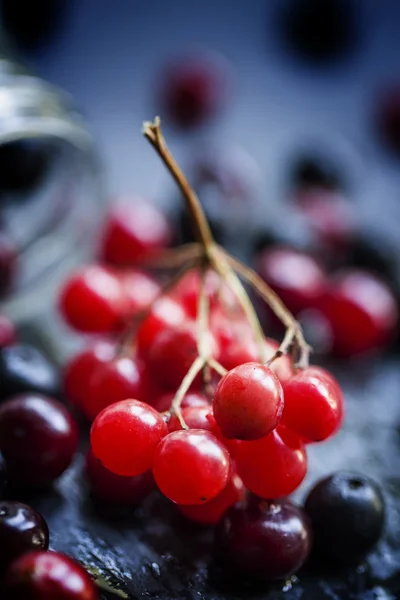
<box><xmin>60</xmin><ymin>197</ymin><xmax>344</xmax><ymax>532</ymax></box>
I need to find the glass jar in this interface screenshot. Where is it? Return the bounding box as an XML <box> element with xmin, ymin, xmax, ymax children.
<box><xmin>0</xmin><ymin>45</ymin><xmax>101</xmax><ymax>340</ymax></box>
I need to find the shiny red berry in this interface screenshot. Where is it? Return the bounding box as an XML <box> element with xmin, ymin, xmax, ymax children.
<box><xmin>147</xmin><ymin>322</ymin><xmax>218</xmax><ymax>390</ymax></box>
<box><xmin>168</xmin><ymin>405</ymin><xmax>213</xmax><ymax>433</ymax></box>
<box><xmin>235</xmin><ymin>427</ymin><xmax>307</xmax><ymax>498</ymax></box>
<box><xmin>136</xmin><ymin>296</ymin><xmax>187</xmax><ymax>360</ymax></box>
<box><xmin>85</xmin><ymin>356</ymin><xmax>146</xmax><ymax>421</ymax></box>
<box><xmin>282</xmin><ymin>366</ymin><xmax>344</xmax><ymax>442</ymax></box>
<box><xmin>153</xmin><ymin>429</ymin><xmax>231</xmax><ymax>505</ymax></box>
<box><xmin>152</xmin><ymin>391</ymin><xmax>209</xmax><ymax>413</ymax></box>
<box><xmin>178</xmin><ymin>471</ymin><xmax>245</xmax><ymax>525</ymax></box>
<box><xmin>117</xmin><ymin>269</ymin><xmax>160</xmax><ymax>316</ymax></box>
<box><xmin>85</xmin><ymin>450</ymin><xmax>154</xmax><ymax>506</ymax></box>
<box><xmin>213</xmin><ymin>363</ymin><xmax>284</xmax><ymax>441</ymax></box>
<box><xmin>0</xmin><ymin>394</ymin><xmax>78</xmax><ymax>487</ymax></box>
<box><xmin>161</xmin><ymin>53</ymin><xmax>232</xmax><ymax>128</ymax></box>
<box><xmin>3</xmin><ymin>550</ymin><xmax>99</xmax><ymax>599</ymax></box>
<box><xmin>63</xmin><ymin>340</ymin><xmax>115</xmax><ymax>413</ymax></box>
<box><xmin>172</xmin><ymin>269</ymin><xmax>236</xmax><ymax>318</ymax></box>
<box><xmin>91</xmin><ymin>399</ymin><xmax>167</xmax><ymax>477</ymax></box>
<box><xmin>215</xmin><ymin>497</ymin><xmax>312</xmax><ymax>580</ymax></box>
<box><xmin>320</xmin><ymin>270</ymin><xmax>398</xmax><ymax>357</ymax></box>
<box><xmin>0</xmin><ymin>312</ymin><xmax>17</xmax><ymax>347</ymax></box>
<box><xmin>100</xmin><ymin>200</ymin><xmax>172</xmax><ymax>266</ymax></box>
<box><xmin>257</xmin><ymin>246</ymin><xmax>328</xmax><ymax>315</ymax></box>
<box><xmin>59</xmin><ymin>265</ymin><xmax>126</xmax><ymax>333</ymax></box>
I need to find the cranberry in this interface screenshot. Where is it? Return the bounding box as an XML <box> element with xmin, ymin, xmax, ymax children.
<box><xmin>100</xmin><ymin>200</ymin><xmax>172</xmax><ymax>266</ymax></box>
<box><xmin>257</xmin><ymin>246</ymin><xmax>328</xmax><ymax>315</ymax></box>
<box><xmin>0</xmin><ymin>394</ymin><xmax>78</xmax><ymax>487</ymax></box>
<box><xmin>0</xmin><ymin>500</ymin><xmax>49</xmax><ymax>571</ymax></box>
<box><xmin>161</xmin><ymin>52</ymin><xmax>232</xmax><ymax>128</ymax></box>
<box><xmin>2</xmin><ymin>550</ymin><xmax>99</xmax><ymax>599</ymax></box>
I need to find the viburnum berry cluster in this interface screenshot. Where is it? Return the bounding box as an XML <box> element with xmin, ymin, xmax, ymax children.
<box><xmin>60</xmin><ymin>118</ymin><xmax>345</xmax><ymax>578</ymax></box>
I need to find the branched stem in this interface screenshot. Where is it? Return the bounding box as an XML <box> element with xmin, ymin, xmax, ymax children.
<box><xmin>170</xmin><ymin>356</ymin><xmax>205</xmax><ymax>428</ymax></box>
<box><xmin>140</xmin><ymin>243</ymin><xmax>202</xmax><ymax>269</ymax></box>
<box><xmin>143</xmin><ymin>118</ymin><xmax>214</xmax><ymax>256</ymax></box>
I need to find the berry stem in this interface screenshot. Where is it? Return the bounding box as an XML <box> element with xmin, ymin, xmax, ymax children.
<box><xmin>222</xmin><ymin>249</ymin><xmax>311</xmax><ymax>368</ymax></box>
<box><xmin>207</xmin><ymin>357</ymin><xmax>228</xmax><ymax>377</ymax></box>
<box><xmin>170</xmin><ymin>356</ymin><xmax>205</xmax><ymax>428</ymax></box>
<box><xmin>143</xmin><ymin>117</ymin><xmax>215</xmax><ymax>256</ymax></box>
<box><xmin>140</xmin><ymin>243</ymin><xmax>202</xmax><ymax>269</ymax></box>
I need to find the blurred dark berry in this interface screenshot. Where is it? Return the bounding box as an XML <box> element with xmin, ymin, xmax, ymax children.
<box><xmin>0</xmin><ymin>140</ymin><xmax>51</xmax><ymax>194</ymax></box>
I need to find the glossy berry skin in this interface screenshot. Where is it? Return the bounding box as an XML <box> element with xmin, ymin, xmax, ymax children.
<box><xmin>168</xmin><ymin>406</ymin><xmax>213</xmax><ymax>433</ymax></box>
<box><xmin>153</xmin><ymin>429</ymin><xmax>231</xmax><ymax>505</ymax></box>
<box><xmin>0</xmin><ymin>451</ymin><xmax>7</xmax><ymax>497</ymax></box>
<box><xmin>152</xmin><ymin>391</ymin><xmax>209</xmax><ymax>413</ymax></box>
<box><xmin>305</xmin><ymin>472</ymin><xmax>385</xmax><ymax>564</ymax></box>
<box><xmin>0</xmin><ymin>501</ymin><xmax>49</xmax><ymax>571</ymax></box>
<box><xmin>91</xmin><ymin>399</ymin><xmax>168</xmax><ymax>477</ymax></box>
<box><xmin>136</xmin><ymin>296</ymin><xmax>187</xmax><ymax>360</ymax></box>
<box><xmin>85</xmin><ymin>356</ymin><xmax>146</xmax><ymax>421</ymax></box>
<box><xmin>236</xmin><ymin>427</ymin><xmax>307</xmax><ymax>499</ymax></box>
<box><xmin>213</xmin><ymin>363</ymin><xmax>284</xmax><ymax>441</ymax></box>
<box><xmin>178</xmin><ymin>471</ymin><xmax>245</xmax><ymax>525</ymax></box>
<box><xmin>320</xmin><ymin>270</ymin><xmax>398</xmax><ymax>357</ymax></box>
<box><xmin>161</xmin><ymin>53</ymin><xmax>232</xmax><ymax>128</ymax></box>
<box><xmin>257</xmin><ymin>246</ymin><xmax>328</xmax><ymax>315</ymax></box>
<box><xmin>100</xmin><ymin>201</ymin><xmax>172</xmax><ymax>266</ymax></box>
<box><xmin>147</xmin><ymin>323</ymin><xmax>218</xmax><ymax>390</ymax></box>
<box><xmin>282</xmin><ymin>367</ymin><xmax>344</xmax><ymax>442</ymax></box>
<box><xmin>0</xmin><ymin>344</ymin><xmax>60</xmax><ymax>401</ymax></box>
<box><xmin>0</xmin><ymin>232</ymin><xmax>17</xmax><ymax>298</ymax></box>
<box><xmin>0</xmin><ymin>394</ymin><xmax>78</xmax><ymax>487</ymax></box>
<box><xmin>59</xmin><ymin>264</ymin><xmax>126</xmax><ymax>333</ymax></box>
<box><xmin>215</xmin><ymin>497</ymin><xmax>312</xmax><ymax>581</ymax></box>
<box><xmin>63</xmin><ymin>340</ymin><xmax>115</xmax><ymax>413</ymax></box>
<box><xmin>2</xmin><ymin>551</ymin><xmax>99</xmax><ymax>600</ymax></box>
<box><xmin>117</xmin><ymin>269</ymin><xmax>160</xmax><ymax>316</ymax></box>
<box><xmin>85</xmin><ymin>451</ymin><xmax>155</xmax><ymax>506</ymax></box>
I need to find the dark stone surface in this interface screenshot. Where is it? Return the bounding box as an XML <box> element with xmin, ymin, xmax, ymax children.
<box><xmin>10</xmin><ymin>356</ymin><xmax>400</xmax><ymax>600</ymax></box>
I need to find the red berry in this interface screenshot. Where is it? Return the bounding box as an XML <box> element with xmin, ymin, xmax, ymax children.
<box><xmin>91</xmin><ymin>399</ymin><xmax>167</xmax><ymax>477</ymax></box>
<box><xmin>0</xmin><ymin>394</ymin><xmax>78</xmax><ymax>487</ymax></box>
<box><xmin>282</xmin><ymin>366</ymin><xmax>344</xmax><ymax>442</ymax></box>
<box><xmin>172</xmin><ymin>269</ymin><xmax>236</xmax><ymax>318</ymax></box>
<box><xmin>100</xmin><ymin>200</ymin><xmax>172</xmax><ymax>266</ymax></box>
<box><xmin>117</xmin><ymin>269</ymin><xmax>161</xmax><ymax>316</ymax></box>
<box><xmin>264</xmin><ymin>338</ymin><xmax>295</xmax><ymax>384</ymax></box>
<box><xmin>85</xmin><ymin>356</ymin><xmax>146</xmax><ymax>421</ymax></box>
<box><xmin>153</xmin><ymin>429</ymin><xmax>231</xmax><ymax>505</ymax></box>
<box><xmin>152</xmin><ymin>391</ymin><xmax>209</xmax><ymax>413</ymax></box>
<box><xmin>147</xmin><ymin>322</ymin><xmax>219</xmax><ymax>390</ymax></box>
<box><xmin>0</xmin><ymin>312</ymin><xmax>17</xmax><ymax>347</ymax></box>
<box><xmin>257</xmin><ymin>246</ymin><xmax>328</xmax><ymax>315</ymax></box>
<box><xmin>3</xmin><ymin>550</ymin><xmax>99</xmax><ymax>599</ymax></box>
<box><xmin>213</xmin><ymin>362</ymin><xmax>284</xmax><ymax>441</ymax></box>
<box><xmin>161</xmin><ymin>52</ymin><xmax>232</xmax><ymax>128</ymax></box>
<box><xmin>178</xmin><ymin>471</ymin><xmax>245</xmax><ymax>525</ymax></box>
<box><xmin>0</xmin><ymin>232</ymin><xmax>17</xmax><ymax>299</ymax></box>
<box><xmin>63</xmin><ymin>340</ymin><xmax>115</xmax><ymax>413</ymax></box>
<box><xmin>207</xmin><ymin>413</ymin><xmax>242</xmax><ymax>457</ymax></box>
<box><xmin>85</xmin><ymin>450</ymin><xmax>154</xmax><ymax>505</ymax></box>
<box><xmin>59</xmin><ymin>265</ymin><xmax>126</xmax><ymax>333</ymax></box>
<box><xmin>320</xmin><ymin>270</ymin><xmax>398</xmax><ymax>357</ymax></box>
<box><xmin>168</xmin><ymin>405</ymin><xmax>213</xmax><ymax>433</ymax></box>
<box><xmin>136</xmin><ymin>296</ymin><xmax>187</xmax><ymax>359</ymax></box>
<box><xmin>235</xmin><ymin>427</ymin><xmax>307</xmax><ymax>498</ymax></box>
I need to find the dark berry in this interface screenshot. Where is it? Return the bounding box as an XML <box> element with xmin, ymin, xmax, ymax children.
<box><xmin>0</xmin><ymin>232</ymin><xmax>18</xmax><ymax>298</ymax></box>
<box><xmin>377</xmin><ymin>86</ymin><xmax>400</xmax><ymax>155</ymax></box>
<box><xmin>280</xmin><ymin>0</ymin><xmax>357</xmax><ymax>63</ymax></box>
<box><xmin>304</xmin><ymin>472</ymin><xmax>385</xmax><ymax>564</ymax></box>
<box><xmin>215</xmin><ymin>497</ymin><xmax>312</xmax><ymax>580</ymax></box>
<box><xmin>0</xmin><ymin>500</ymin><xmax>49</xmax><ymax>571</ymax></box>
<box><xmin>2</xmin><ymin>550</ymin><xmax>99</xmax><ymax>599</ymax></box>
<box><xmin>0</xmin><ymin>312</ymin><xmax>17</xmax><ymax>347</ymax></box>
<box><xmin>0</xmin><ymin>344</ymin><xmax>60</xmax><ymax>401</ymax></box>
<box><xmin>290</xmin><ymin>155</ymin><xmax>342</xmax><ymax>190</ymax></box>
<box><xmin>0</xmin><ymin>394</ymin><xmax>78</xmax><ymax>487</ymax></box>
<box><xmin>346</xmin><ymin>234</ymin><xmax>397</xmax><ymax>282</ymax></box>
<box><xmin>0</xmin><ymin>452</ymin><xmax>7</xmax><ymax>497</ymax></box>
